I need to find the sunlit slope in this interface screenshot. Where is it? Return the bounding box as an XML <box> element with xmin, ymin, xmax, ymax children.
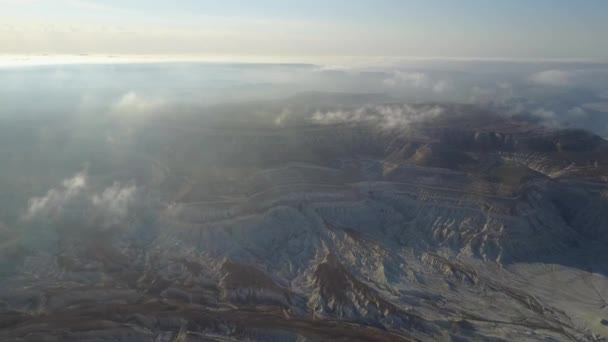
<box><xmin>1</xmin><ymin>101</ymin><xmax>608</xmax><ymax>341</ymax></box>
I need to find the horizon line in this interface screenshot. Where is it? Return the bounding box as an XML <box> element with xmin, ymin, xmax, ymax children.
<box><xmin>1</xmin><ymin>54</ymin><xmax>607</xmax><ymax>68</ymax></box>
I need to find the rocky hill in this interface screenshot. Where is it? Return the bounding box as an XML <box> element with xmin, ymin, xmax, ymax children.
<box><xmin>1</xmin><ymin>102</ymin><xmax>608</xmax><ymax>341</ymax></box>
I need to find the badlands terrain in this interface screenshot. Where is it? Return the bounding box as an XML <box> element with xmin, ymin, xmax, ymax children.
<box><xmin>1</xmin><ymin>98</ymin><xmax>608</xmax><ymax>341</ymax></box>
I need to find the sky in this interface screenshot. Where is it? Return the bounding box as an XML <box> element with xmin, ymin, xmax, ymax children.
<box><xmin>1</xmin><ymin>0</ymin><xmax>607</xmax><ymax>61</ymax></box>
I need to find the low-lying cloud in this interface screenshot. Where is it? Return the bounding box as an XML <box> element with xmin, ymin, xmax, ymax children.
<box><xmin>111</xmin><ymin>91</ymin><xmax>166</xmax><ymax>117</ymax></box>
<box><xmin>529</xmin><ymin>70</ymin><xmax>574</xmax><ymax>87</ymax></box>
<box><xmin>2</xmin><ymin>61</ymin><xmax>608</xmax><ymax>149</ymax></box>
<box><xmin>311</xmin><ymin>104</ymin><xmax>445</xmax><ymax>130</ymax></box>
<box><xmin>91</xmin><ymin>182</ymin><xmax>137</xmax><ymax>225</ymax></box>
<box><xmin>24</xmin><ymin>171</ymin><xmax>138</xmax><ymax>230</ymax></box>
<box><xmin>383</xmin><ymin>71</ymin><xmax>451</xmax><ymax>93</ymax></box>
<box><xmin>26</xmin><ymin>171</ymin><xmax>88</xmax><ymax>220</ymax></box>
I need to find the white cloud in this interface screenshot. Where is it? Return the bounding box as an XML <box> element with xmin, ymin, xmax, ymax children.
<box><xmin>532</xmin><ymin>108</ymin><xmax>557</xmax><ymax>119</ymax></box>
<box><xmin>530</xmin><ymin>108</ymin><xmax>561</xmax><ymax>128</ymax></box>
<box><xmin>567</xmin><ymin>107</ymin><xmax>587</xmax><ymax>118</ymax></box>
<box><xmin>24</xmin><ymin>171</ymin><xmax>138</xmax><ymax>229</ymax></box>
<box><xmin>529</xmin><ymin>70</ymin><xmax>573</xmax><ymax>87</ymax></box>
<box><xmin>376</xmin><ymin>105</ymin><xmax>444</xmax><ymax>129</ymax></box>
<box><xmin>311</xmin><ymin>108</ymin><xmax>369</xmax><ymax>125</ymax></box>
<box><xmin>383</xmin><ymin>71</ymin><xmax>431</xmax><ymax>88</ymax></box>
<box><xmin>26</xmin><ymin>171</ymin><xmax>88</xmax><ymax>219</ymax></box>
<box><xmin>432</xmin><ymin>80</ymin><xmax>451</xmax><ymax>93</ymax></box>
<box><xmin>311</xmin><ymin>104</ymin><xmax>444</xmax><ymax>130</ymax></box>
<box><xmin>383</xmin><ymin>71</ymin><xmax>450</xmax><ymax>94</ymax></box>
<box><xmin>274</xmin><ymin>108</ymin><xmax>293</xmax><ymax>126</ymax></box>
<box><xmin>583</xmin><ymin>102</ymin><xmax>608</xmax><ymax>113</ymax></box>
<box><xmin>91</xmin><ymin>182</ymin><xmax>137</xmax><ymax>221</ymax></box>
<box><xmin>469</xmin><ymin>86</ymin><xmax>497</xmax><ymax>103</ymax></box>
<box><xmin>111</xmin><ymin>92</ymin><xmax>164</xmax><ymax>116</ymax></box>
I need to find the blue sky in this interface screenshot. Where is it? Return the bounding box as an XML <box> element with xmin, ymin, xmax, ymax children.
<box><xmin>1</xmin><ymin>0</ymin><xmax>607</xmax><ymax>60</ymax></box>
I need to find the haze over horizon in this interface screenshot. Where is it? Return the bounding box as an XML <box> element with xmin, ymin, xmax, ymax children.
<box><xmin>1</xmin><ymin>0</ymin><xmax>608</xmax><ymax>61</ymax></box>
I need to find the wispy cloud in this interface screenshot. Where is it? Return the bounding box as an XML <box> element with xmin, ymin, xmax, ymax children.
<box><xmin>382</xmin><ymin>71</ymin><xmax>451</xmax><ymax>93</ymax></box>
<box><xmin>529</xmin><ymin>70</ymin><xmax>573</xmax><ymax>87</ymax></box>
<box><xmin>111</xmin><ymin>91</ymin><xmax>165</xmax><ymax>117</ymax></box>
<box><xmin>91</xmin><ymin>182</ymin><xmax>137</xmax><ymax>224</ymax></box>
<box><xmin>25</xmin><ymin>171</ymin><xmax>88</xmax><ymax>219</ymax></box>
<box><xmin>24</xmin><ymin>171</ymin><xmax>138</xmax><ymax>229</ymax></box>
<box><xmin>274</xmin><ymin>107</ymin><xmax>293</xmax><ymax>126</ymax></box>
<box><xmin>311</xmin><ymin>104</ymin><xmax>444</xmax><ymax>130</ymax></box>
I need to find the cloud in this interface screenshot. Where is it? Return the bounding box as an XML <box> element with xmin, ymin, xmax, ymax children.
<box><xmin>311</xmin><ymin>104</ymin><xmax>444</xmax><ymax>130</ymax></box>
<box><xmin>529</xmin><ymin>70</ymin><xmax>573</xmax><ymax>87</ymax></box>
<box><xmin>91</xmin><ymin>182</ymin><xmax>137</xmax><ymax>223</ymax></box>
<box><xmin>532</xmin><ymin>108</ymin><xmax>557</xmax><ymax>120</ymax></box>
<box><xmin>469</xmin><ymin>86</ymin><xmax>497</xmax><ymax>103</ymax></box>
<box><xmin>25</xmin><ymin>171</ymin><xmax>88</xmax><ymax>219</ymax></box>
<box><xmin>382</xmin><ymin>71</ymin><xmax>451</xmax><ymax>94</ymax></box>
<box><xmin>567</xmin><ymin>107</ymin><xmax>587</xmax><ymax>118</ymax></box>
<box><xmin>432</xmin><ymin>80</ymin><xmax>451</xmax><ymax>93</ymax></box>
<box><xmin>582</xmin><ymin>102</ymin><xmax>608</xmax><ymax>113</ymax></box>
<box><xmin>383</xmin><ymin>71</ymin><xmax>431</xmax><ymax>88</ymax></box>
<box><xmin>24</xmin><ymin>171</ymin><xmax>138</xmax><ymax>230</ymax></box>
<box><xmin>110</xmin><ymin>91</ymin><xmax>165</xmax><ymax>117</ymax></box>
<box><xmin>377</xmin><ymin>105</ymin><xmax>444</xmax><ymax>129</ymax></box>
<box><xmin>274</xmin><ymin>108</ymin><xmax>293</xmax><ymax>126</ymax></box>
<box><xmin>527</xmin><ymin>108</ymin><xmax>563</xmax><ymax>128</ymax></box>
<box><xmin>311</xmin><ymin>108</ymin><xmax>369</xmax><ymax>125</ymax></box>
